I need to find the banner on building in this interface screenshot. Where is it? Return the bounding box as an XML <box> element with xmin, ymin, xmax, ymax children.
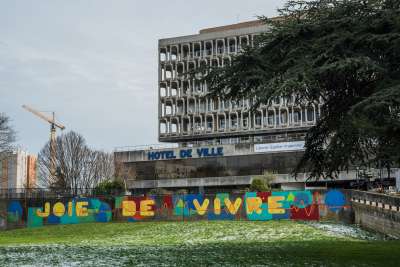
<box><xmin>254</xmin><ymin>141</ymin><xmax>305</xmax><ymax>153</ymax></box>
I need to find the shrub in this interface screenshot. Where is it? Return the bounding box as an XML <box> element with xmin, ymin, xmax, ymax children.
<box><xmin>249</xmin><ymin>179</ymin><xmax>269</xmax><ymax>192</ymax></box>
<box><xmin>148</xmin><ymin>188</ymin><xmax>171</xmax><ymax>195</ymax></box>
<box><xmin>175</xmin><ymin>189</ymin><xmax>188</xmax><ymax>195</ymax></box>
<box><xmin>93</xmin><ymin>179</ymin><xmax>125</xmax><ymax>196</ymax></box>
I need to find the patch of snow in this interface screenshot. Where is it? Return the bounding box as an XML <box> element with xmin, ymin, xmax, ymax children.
<box><xmin>306</xmin><ymin>221</ymin><xmax>386</xmax><ymax>240</ymax></box>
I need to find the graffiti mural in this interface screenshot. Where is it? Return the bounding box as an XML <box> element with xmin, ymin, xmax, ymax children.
<box><xmin>4</xmin><ymin>190</ymin><xmax>349</xmax><ymax>228</ymax></box>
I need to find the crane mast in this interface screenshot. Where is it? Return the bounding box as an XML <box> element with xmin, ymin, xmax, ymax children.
<box><xmin>50</xmin><ymin>112</ymin><xmax>56</xmax><ymax>178</ymax></box>
<box><xmin>22</xmin><ymin>105</ymin><xmax>65</xmax><ymax>178</ymax></box>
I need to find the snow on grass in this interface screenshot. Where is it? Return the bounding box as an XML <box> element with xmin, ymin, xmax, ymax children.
<box><xmin>305</xmin><ymin>221</ymin><xmax>388</xmax><ymax>240</ymax></box>
<box><xmin>86</xmin><ymin>220</ymin><xmax>360</xmax><ymax>246</ymax></box>
<box><xmin>0</xmin><ymin>221</ymin><xmax>396</xmax><ymax>266</ymax></box>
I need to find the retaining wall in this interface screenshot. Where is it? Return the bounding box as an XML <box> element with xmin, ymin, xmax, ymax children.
<box><xmin>350</xmin><ymin>190</ymin><xmax>400</xmax><ymax>238</ymax></box>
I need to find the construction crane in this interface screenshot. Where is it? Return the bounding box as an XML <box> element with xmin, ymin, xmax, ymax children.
<box><xmin>22</xmin><ymin>105</ymin><xmax>65</xmax><ymax>177</ymax></box>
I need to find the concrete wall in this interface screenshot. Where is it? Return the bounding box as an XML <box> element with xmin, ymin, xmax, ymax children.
<box><xmin>350</xmin><ymin>190</ymin><xmax>400</xmax><ymax>238</ymax></box>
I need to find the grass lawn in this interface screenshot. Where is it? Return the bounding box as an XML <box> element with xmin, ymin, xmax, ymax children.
<box><xmin>0</xmin><ymin>220</ymin><xmax>399</xmax><ymax>266</ymax></box>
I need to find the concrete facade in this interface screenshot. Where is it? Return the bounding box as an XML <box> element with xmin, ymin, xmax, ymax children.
<box><xmin>115</xmin><ymin>140</ymin><xmax>385</xmax><ymax>192</ymax></box>
<box><xmin>115</xmin><ymin>141</ymin><xmax>306</xmax><ymax>190</ymax></box>
<box><xmin>158</xmin><ymin>20</ymin><xmax>319</xmax><ymax>145</ymax></box>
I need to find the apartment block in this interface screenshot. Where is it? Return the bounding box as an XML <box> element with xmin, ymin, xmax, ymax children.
<box><xmin>0</xmin><ymin>149</ymin><xmax>37</xmax><ymax>190</ymax></box>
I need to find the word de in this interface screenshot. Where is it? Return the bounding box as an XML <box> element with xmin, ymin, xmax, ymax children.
<box><xmin>122</xmin><ymin>199</ymin><xmax>155</xmax><ymax>217</ymax></box>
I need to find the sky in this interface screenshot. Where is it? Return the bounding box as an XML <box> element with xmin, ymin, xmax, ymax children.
<box><xmin>0</xmin><ymin>0</ymin><xmax>286</xmax><ymax>154</ymax></box>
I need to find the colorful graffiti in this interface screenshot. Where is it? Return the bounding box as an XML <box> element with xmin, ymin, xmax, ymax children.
<box><xmin>6</xmin><ymin>198</ymin><xmax>112</xmax><ymax>228</ymax></box>
<box><xmin>4</xmin><ymin>190</ymin><xmax>349</xmax><ymax>228</ymax></box>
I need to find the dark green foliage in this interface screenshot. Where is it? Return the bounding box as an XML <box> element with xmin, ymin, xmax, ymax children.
<box><xmin>249</xmin><ymin>178</ymin><xmax>270</xmax><ymax>192</ymax></box>
<box><xmin>93</xmin><ymin>180</ymin><xmax>125</xmax><ymax>196</ymax></box>
<box><xmin>204</xmin><ymin>0</ymin><xmax>400</xmax><ymax>179</ymax></box>
<box><xmin>148</xmin><ymin>187</ymin><xmax>172</xmax><ymax>195</ymax></box>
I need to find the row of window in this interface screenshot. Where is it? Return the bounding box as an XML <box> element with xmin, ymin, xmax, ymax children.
<box><xmin>160</xmin><ymin>79</ymin><xmax>207</xmax><ymax>97</ymax></box>
<box><xmin>159</xmin><ymin>34</ymin><xmax>259</xmax><ymax>62</ymax></box>
<box><xmin>160</xmin><ymin>57</ymin><xmax>231</xmax><ymax>81</ymax></box>
<box><xmin>160</xmin><ymin>98</ymin><xmax>315</xmax><ymax>116</ymax></box>
<box><xmin>159</xmin><ymin>109</ymin><xmax>317</xmax><ymax>135</ymax></box>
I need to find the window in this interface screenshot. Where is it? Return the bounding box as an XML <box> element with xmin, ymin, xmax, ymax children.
<box><xmin>160</xmin><ymin>122</ymin><xmax>167</xmax><ymax>134</ymax></box>
<box><xmin>207</xmin><ymin>119</ymin><xmax>213</xmax><ymax>130</ymax></box>
<box><xmin>166</xmin><ymin>105</ymin><xmax>172</xmax><ymax>115</ymax></box>
<box><xmin>280</xmin><ymin>110</ymin><xmax>288</xmax><ymax>124</ymax></box>
<box><xmin>307</xmin><ymin>107</ymin><xmax>315</xmax><ymax>122</ymax></box>
<box><xmin>219</xmin><ymin>117</ymin><xmax>225</xmax><ymax>129</ymax></box>
<box><xmin>242</xmin><ymin>115</ymin><xmax>249</xmax><ymax>128</ymax></box>
<box><xmin>268</xmin><ymin>112</ymin><xmax>275</xmax><ymax>126</ymax></box>
<box><xmin>255</xmin><ymin>115</ymin><xmax>262</xmax><ymax>126</ymax></box>
<box><xmin>160</xmin><ymin>87</ymin><xmax>167</xmax><ymax>97</ymax></box>
<box><xmin>293</xmin><ymin>110</ymin><xmax>301</xmax><ymax>123</ymax></box>
<box><xmin>231</xmin><ymin>115</ymin><xmax>238</xmax><ymax>127</ymax></box>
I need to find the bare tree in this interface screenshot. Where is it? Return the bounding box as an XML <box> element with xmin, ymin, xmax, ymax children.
<box><xmin>80</xmin><ymin>150</ymin><xmax>114</xmax><ymax>189</ymax></box>
<box><xmin>38</xmin><ymin>131</ymin><xmax>114</xmax><ymax>194</ymax></box>
<box><xmin>0</xmin><ymin>113</ymin><xmax>16</xmax><ymax>155</ymax></box>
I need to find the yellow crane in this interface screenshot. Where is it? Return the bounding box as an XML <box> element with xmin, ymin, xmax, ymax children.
<box><xmin>22</xmin><ymin>105</ymin><xmax>65</xmax><ymax>177</ymax></box>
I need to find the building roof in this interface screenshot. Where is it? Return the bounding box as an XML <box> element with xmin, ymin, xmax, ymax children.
<box><xmin>199</xmin><ymin>20</ymin><xmax>265</xmax><ymax>34</ymax></box>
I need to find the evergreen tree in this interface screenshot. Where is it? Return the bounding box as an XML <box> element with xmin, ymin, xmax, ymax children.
<box><xmin>204</xmin><ymin>0</ymin><xmax>400</xmax><ymax>179</ymax></box>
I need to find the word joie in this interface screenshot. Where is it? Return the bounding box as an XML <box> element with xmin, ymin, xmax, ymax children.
<box><xmin>36</xmin><ymin>201</ymin><xmax>90</xmax><ymax>218</ymax></box>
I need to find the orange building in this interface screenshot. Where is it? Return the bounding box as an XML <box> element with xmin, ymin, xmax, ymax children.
<box><xmin>26</xmin><ymin>155</ymin><xmax>37</xmax><ymax>189</ymax></box>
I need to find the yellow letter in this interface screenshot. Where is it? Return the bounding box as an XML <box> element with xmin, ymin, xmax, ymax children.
<box><xmin>193</xmin><ymin>199</ymin><xmax>209</xmax><ymax>215</ymax></box>
<box><xmin>36</xmin><ymin>202</ymin><xmax>50</xmax><ymax>217</ymax></box>
<box><xmin>214</xmin><ymin>198</ymin><xmax>221</xmax><ymax>215</ymax></box>
<box><xmin>122</xmin><ymin>201</ymin><xmax>136</xmax><ymax>216</ymax></box>
<box><xmin>67</xmin><ymin>201</ymin><xmax>73</xmax><ymax>216</ymax></box>
<box><xmin>268</xmin><ymin>196</ymin><xmax>285</xmax><ymax>214</ymax></box>
<box><xmin>76</xmin><ymin>201</ymin><xmax>88</xmax><ymax>217</ymax></box>
<box><xmin>53</xmin><ymin>202</ymin><xmax>65</xmax><ymax>217</ymax></box>
<box><xmin>224</xmin><ymin>198</ymin><xmax>242</xmax><ymax>215</ymax></box>
<box><xmin>140</xmin><ymin>199</ymin><xmax>155</xmax><ymax>217</ymax></box>
<box><xmin>246</xmin><ymin>197</ymin><xmax>263</xmax><ymax>215</ymax></box>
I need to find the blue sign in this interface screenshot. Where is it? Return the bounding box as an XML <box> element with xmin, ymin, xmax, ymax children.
<box><xmin>148</xmin><ymin>147</ymin><xmax>224</xmax><ymax>161</ymax></box>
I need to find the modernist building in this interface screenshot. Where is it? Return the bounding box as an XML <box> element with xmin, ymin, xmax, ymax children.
<box><xmin>157</xmin><ymin>20</ymin><xmax>318</xmax><ymax>146</ymax></box>
<box><xmin>115</xmin><ymin>20</ymin><xmax>398</xmax><ymax>193</ymax></box>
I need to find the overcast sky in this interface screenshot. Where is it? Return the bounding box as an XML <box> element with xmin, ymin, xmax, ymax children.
<box><xmin>1</xmin><ymin>0</ymin><xmax>286</xmax><ymax>154</ymax></box>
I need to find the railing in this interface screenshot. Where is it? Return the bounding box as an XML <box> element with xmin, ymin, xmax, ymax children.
<box><xmin>350</xmin><ymin>190</ymin><xmax>400</xmax><ymax>212</ymax></box>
